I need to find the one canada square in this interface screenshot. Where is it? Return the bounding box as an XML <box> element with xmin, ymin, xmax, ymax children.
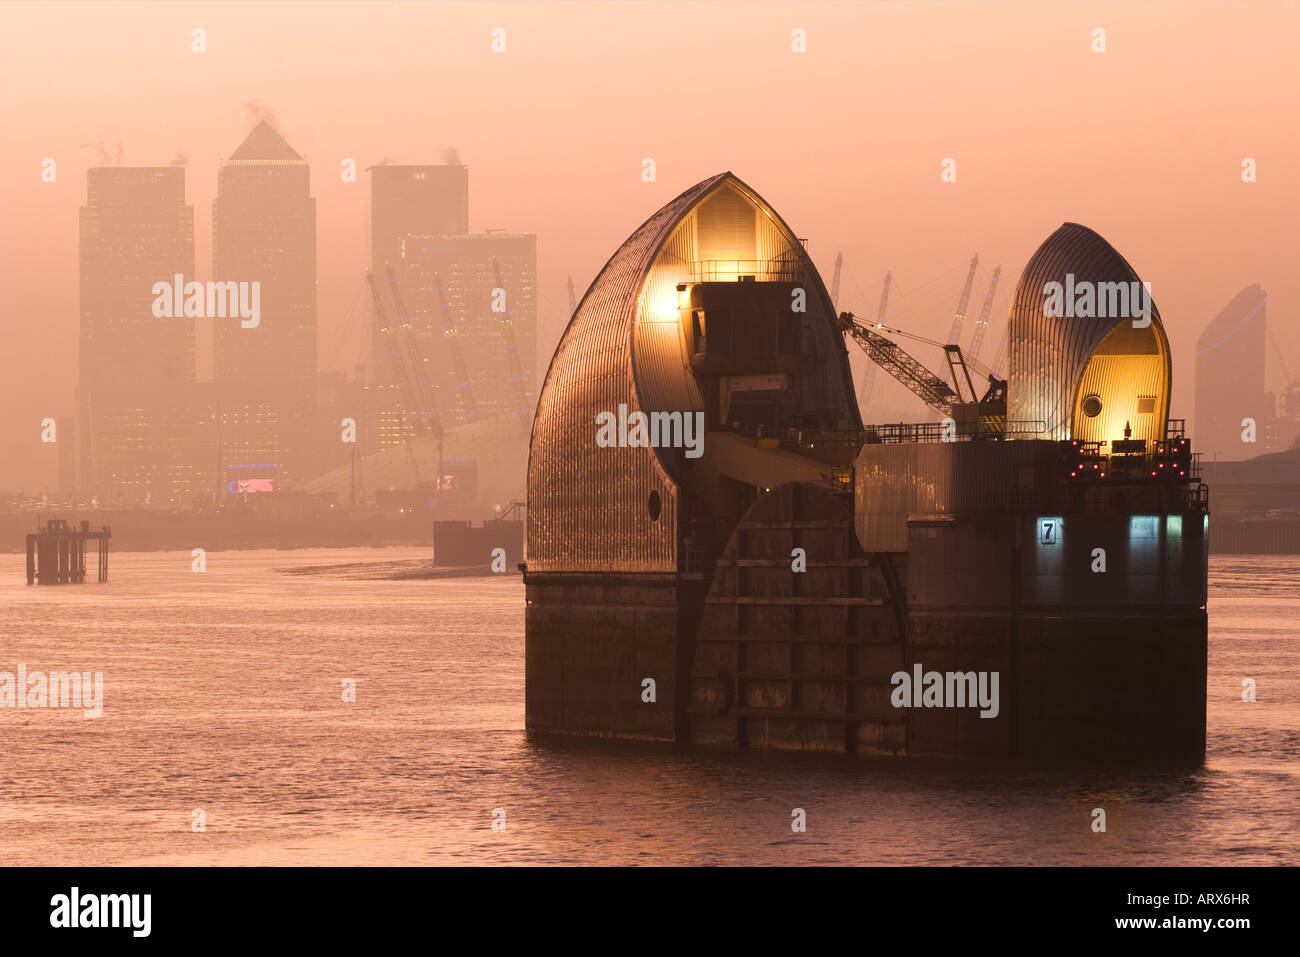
<box><xmin>212</xmin><ymin>120</ymin><xmax>317</xmax><ymax>490</ymax></box>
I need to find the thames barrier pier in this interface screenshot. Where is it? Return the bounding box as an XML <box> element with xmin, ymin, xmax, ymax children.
<box><xmin>523</xmin><ymin>173</ymin><xmax>1208</xmax><ymax>763</ymax></box>
<box><xmin>25</xmin><ymin>518</ymin><xmax>112</xmax><ymax>585</ymax></box>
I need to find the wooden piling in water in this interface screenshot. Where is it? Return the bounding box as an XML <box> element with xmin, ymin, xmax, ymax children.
<box><xmin>24</xmin><ymin>518</ymin><xmax>111</xmax><ymax>585</ymax></box>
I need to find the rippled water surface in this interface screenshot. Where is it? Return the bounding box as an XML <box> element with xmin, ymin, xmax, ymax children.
<box><xmin>1</xmin><ymin>549</ymin><xmax>1296</xmax><ymax>865</ymax></box>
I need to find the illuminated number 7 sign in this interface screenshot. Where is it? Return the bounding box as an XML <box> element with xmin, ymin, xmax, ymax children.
<box><xmin>1040</xmin><ymin>520</ymin><xmax>1056</xmax><ymax>545</ymax></box>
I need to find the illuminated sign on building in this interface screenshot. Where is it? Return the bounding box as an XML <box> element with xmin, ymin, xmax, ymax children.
<box><xmin>227</xmin><ymin>479</ymin><xmax>275</xmax><ymax>494</ymax></box>
<box><xmin>1040</xmin><ymin>519</ymin><xmax>1059</xmax><ymax>545</ymax></box>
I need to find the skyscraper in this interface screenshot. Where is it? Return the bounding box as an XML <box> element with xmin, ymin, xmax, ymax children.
<box><xmin>368</xmin><ymin>164</ymin><xmax>469</xmax><ymax>417</ymax></box>
<box><xmin>400</xmin><ymin>233</ymin><xmax>538</xmax><ymax>429</ymax></box>
<box><xmin>78</xmin><ymin>166</ymin><xmax>200</xmax><ymax>506</ymax></box>
<box><xmin>1195</xmin><ymin>285</ymin><xmax>1268</xmax><ymax>461</ymax></box>
<box><xmin>212</xmin><ymin>121</ymin><xmax>317</xmax><ymax>488</ymax></box>
<box><xmin>370</xmin><ymin>164</ymin><xmax>469</xmax><ymax>277</ymax></box>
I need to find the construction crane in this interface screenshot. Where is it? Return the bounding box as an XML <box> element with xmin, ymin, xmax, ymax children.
<box><xmin>858</xmin><ymin>269</ymin><xmax>891</xmax><ymax>406</ymax></box>
<box><xmin>1265</xmin><ymin>316</ymin><xmax>1300</xmax><ymax>421</ymax></box>
<box><xmin>843</xmin><ymin>313</ymin><xmax>956</xmax><ymax>413</ymax></box>
<box><xmin>491</xmin><ymin>257</ymin><xmax>535</xmax><ymax>432</ymax></box>
<box><xmin>829</xmin><ymin>252</ymin><xmax>843</xmax><ymax>311</ymax></box>
<box><xmin>367</xmin><ymin>269</ymin><xmax>420</xmax><ymax>430</ymax></box>
<box><xmin>966</xmin><ymin>264</ymin><xmax>1001</xmax><ymax>360</ymax></box>
<box><xmin>880</xmin><ymin>320</ymin><xmax>1000</xmax><ymax>388</ymax></box>
<box><xmin>946</xmin><ymin>255</ymin><xmax>980</xmax><ymax>345</ymax></box>
<box><xmin>366</xmin><ymin>268</ymin><xmax>429</xmax><ymax>483</ymax></box>
<box><xmin>841</xmin><ymin>311</ymin><xmax>1007</xmax><ymax>433</ymax></box>
<box><xmin>385</xmin><ymin>264</ymin><xmax>441</xmax><ymax>437</ymax></box>
<box><xmin>433</xmin><ymin>271</ymin><xmax>478</xmax><ymax>423</ymax></box>
<box><xmin>990</xmin><ymin>327</ymin><xmax>1010</xmax><ymax>380</ymax></box>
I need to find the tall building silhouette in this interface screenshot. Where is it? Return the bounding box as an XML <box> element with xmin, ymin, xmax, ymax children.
<box><xmin>213</xmin><ymin>121</ymin><xmax>317</xmax><ymax>489</ymax></box>
<box><xmin>370</xmin><ymin>164</ymin><xmax>469</xmax><ymax>282</ymax></box>
<box><xmin>400</xmin><ymin>233</ymin><xmax>538</xmax><ymax>428</ymax></box>
<box><xmin>1195</xmin><ymin>285</ymin><xmax>1268</xmax><ymax>461</ymax></box>
<box><xmin>366</xmin><ymin>164</ymin><xmax>470</xmax><ymax>452</ymax></box>
<box><xmin>78</xmin><ymin>166</ymin><xmax>201</xmax><ymax>506</ymax></box>
<box><xmin>364</xmin><ymin>162</ymin><xmax>536</xmax><ymax>450</ymax></box>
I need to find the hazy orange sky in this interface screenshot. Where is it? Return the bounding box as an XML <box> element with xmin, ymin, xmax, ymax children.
<box><xmin>2</xmin><ymin>1</ymin><xmax>1298</xmax><ymax>489</ymax></box>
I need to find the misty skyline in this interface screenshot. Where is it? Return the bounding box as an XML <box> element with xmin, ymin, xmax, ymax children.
<box><xmin>3</xmin><ymin>0</ymin><xmax>1298</xmax><ymax>490</ymax></box>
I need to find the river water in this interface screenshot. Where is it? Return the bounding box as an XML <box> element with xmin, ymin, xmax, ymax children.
<box><xmin>1</xmin><ymin>548</ymin><xmax>1296</xmax><ymax>865</ymax></box>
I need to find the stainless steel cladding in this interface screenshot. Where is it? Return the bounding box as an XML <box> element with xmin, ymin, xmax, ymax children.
<box><xmin>527</xmin><ymin>172</ymin><xmax>859</xmax><ymax>572</ymax></box>
<box><xmin>1006</xmin><ymin>222</ymin><xmax>1171</xmax><ymax>442</ymax></box>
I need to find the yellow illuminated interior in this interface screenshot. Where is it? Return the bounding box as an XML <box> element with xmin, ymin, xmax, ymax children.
<box><xmin>1070</xmin><ymin>319</ymin><xmax>1170</xmax><ymax>443</ymax></box>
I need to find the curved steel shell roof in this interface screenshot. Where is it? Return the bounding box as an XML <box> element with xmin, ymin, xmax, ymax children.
<box><xmin>527</xmin><ymin>172</ymin><xmax>857</xmax><ymax>573</ymax></box>
<box><xmin>1006</xmin><ymin>222</ymin><xmax>1171</xmax><ymax>440</ymax></box>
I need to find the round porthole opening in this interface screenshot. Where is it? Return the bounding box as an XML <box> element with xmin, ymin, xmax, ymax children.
<box><xmin>1082</xmin><ymin>394</ymin><xmax>1103</xmax><ymax>418</ymax></box>
<box><xmin>647</xmin><ymin>490</ymin><xmax>662</xmax><ymax>521</ymax></box>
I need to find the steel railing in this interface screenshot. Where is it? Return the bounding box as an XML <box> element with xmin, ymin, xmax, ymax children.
<box><xmin>690</xmin><ymin>259</ymin><xmax>808</xmax><ymax>283</ymax></box>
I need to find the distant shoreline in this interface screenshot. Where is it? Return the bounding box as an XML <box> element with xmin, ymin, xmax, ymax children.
<box><xmin>0</xmin><ymin>509</ymin><xmax>436</xmax><ymax>555</ymax></box>
<box><xmin>3</xmin><ymin>511</ymin><xmax>1297</xmax><ymax>555</ymax></box>
<box><xmin>278</xmin><ymin>558</ymin><xmax>513</xmax><ymax>580</ymax></box>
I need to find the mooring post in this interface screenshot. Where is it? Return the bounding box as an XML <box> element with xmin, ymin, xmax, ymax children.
<box><xmin>23</xmin><ymin>520</ymin><xmax>110</xmax><ymax>585</ymax></box>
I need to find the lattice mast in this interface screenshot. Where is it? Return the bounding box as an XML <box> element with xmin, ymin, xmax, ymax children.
<box><xmin>492</xmin><ymin>257</ymin><xmax>534</xmax><ymax>432</ymax></box>
<box><xmin>946</xmin><ymin>254</ymin><xmax>980</xmax><ymax>345</ymax></box>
